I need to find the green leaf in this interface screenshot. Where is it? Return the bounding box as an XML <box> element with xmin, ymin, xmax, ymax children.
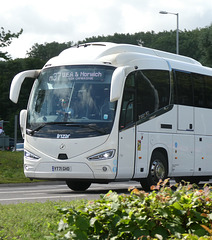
<box><xmin>147</xmin><ymin>220</ymin><xmax>156</xmax><ymax>230</ymax></box>
<box><xmin>58</xmin><ymin>219</ymin><xmax>68</xmax><ymax>231</ymax></box>
<box><xmin>133</xmin><ymin>228</ymin><xmax>149</xmax><ymax>238</ymax></box>
<box><xmin>166</xmin><ymin>222</ymin><xmax>185</xmax><ymax>235</ymax></box>
<box><xmin>75</xmin><ymin>215</ymin><xmax>90</xmax><ymax>231</ymax></box>
<box><xmin>111</xmin><ymin>202</ymin><xmax>120</xmax><ymax>212</ymax></box>
<box><xmin>92</xmin><ymin>219</ymin><xmax>103</xmax><ymax>235</ymax></box>
<box><xmin>152</xmin><ymin>226</ymin><xmax>169</xmax><ymax>239</ymax></box>
<box><xmin>73</xmin><ymin>229</ymin><xmax>88</xmax><ymax>240</ymax></box>
<box><xmin>189</xmin><ymin>223</ymin><xmax>207</xmax><ymax>236</ymax></box>
<box><xmin>172</xmin><ymin>201</ymin><xmax>183</xmax><ymax>210</ymax></box>
<box><xmin>90</xmin><ymin>217</ymin><xmax>96</xmax><ymax>227</ymax></box>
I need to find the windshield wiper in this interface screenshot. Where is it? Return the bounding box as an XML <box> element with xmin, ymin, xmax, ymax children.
<box><xmin>27</xmin><ymin>122</ymin><xmax>78</xmax><ymax>136</ymax></box>
<box><xmin>27</xmin><ymin>122</ymin><xmax>55</xmax><ymax>136</ymax></box>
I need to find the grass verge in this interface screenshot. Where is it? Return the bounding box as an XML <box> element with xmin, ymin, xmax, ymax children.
<box><xmin>0</xmin><ymin>151</ymin><xmax>85</xmax><ymax>239</ymax></box>
<box><xmin>0</xmin><ymin>150</ymin><xmax>43</xmax><ymax>184</ymax></box>
<box><xmin>0</xmin><ymin>200</ymin><xmax>84</xmax><ymax>240</ymax></box>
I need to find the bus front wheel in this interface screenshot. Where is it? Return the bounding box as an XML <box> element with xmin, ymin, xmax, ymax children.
<box><xmin>66</xmin><ymin>180</ymin><xmax>91</xmax><ymax>191</ymax></box>
<box><xmin>140</xmin><ymin>151</ymin><xmax>168</xmax><ymax>191</ymax></box>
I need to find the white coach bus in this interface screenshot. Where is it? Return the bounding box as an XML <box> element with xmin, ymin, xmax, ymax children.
<box><xmin>10</xmin><ymin>42</ymin><xmax>212</xmax><ymax>191</ymax></box>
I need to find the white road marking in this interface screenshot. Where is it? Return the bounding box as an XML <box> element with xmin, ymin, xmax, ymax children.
<box><xmin>0</xmin><ymin>195</ymin><xmax>86</xmax><ymax>202</ymax></box>
<box><xmin>0</xmin><ymin>188</ymin><xmax>69</xmax><ymax>194</ymax></box>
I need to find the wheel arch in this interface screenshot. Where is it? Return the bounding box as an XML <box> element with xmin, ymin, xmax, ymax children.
<box><xmin>140</xmin><ymin>147</ymin><xmax>169</xmax><ymax>191</ymax></box>
<box><xmin>151</xmin><ymin>147</ymin><xmax>169</xmax><ymax>175</ymax></box>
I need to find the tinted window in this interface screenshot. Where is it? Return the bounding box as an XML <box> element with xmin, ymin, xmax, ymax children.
<box><xmin>174</xmin><ymin>70</ymin><xmax>193</xmax><ymax>106</ymax></box>
<box><xmin>205</xmin><ymin>75</ymin><xmax>212</xmax><ymax>108</ymax></box>
<box><xmin>174</xmin><ymin>70</ymin><xmax>212</xmax><ymax>109</ymax></box>
<box><xmin>190</xmin><ymin>73</ymin><xmax>212</xmax><ymax>109</ymax></box>
<box><xmin>136</xmin><ymin>70</ymin><xmax>170</xmax><ymax>119</ymax></box>
<box><xmin>120</xmin><ymin>70</ymin><xmax>170</xmax><ymax>129</ymax></box>
<box><xmin>119</xmin><ymin>73</ymin><xmax>135</xmax><ymax>129</ymax></box>
<box><xmin>193</xmin><ymin>73</ymin><xmax>205</xmax><ymax>108</ymax></box>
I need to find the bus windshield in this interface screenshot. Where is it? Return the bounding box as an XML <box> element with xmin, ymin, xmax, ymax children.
<box><xmin>26</xmin><ymin>65</ymin><xmax>116</xmax><ymax>138</ymax></box>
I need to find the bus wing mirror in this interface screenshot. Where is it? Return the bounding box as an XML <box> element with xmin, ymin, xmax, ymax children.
<box><xmin>110</xmin><ymin>67</ymin><xmax>126</xmax><ymax>102</ymax></box>
<box><xmin>20</xmin><ymin>109</ymin><xmax>27</xmax><ymax>139</ymax></box>
<box><xmin>10</xmin><ymin>69</ymin><xmax>41</xmax><ymax>103</ymax></box>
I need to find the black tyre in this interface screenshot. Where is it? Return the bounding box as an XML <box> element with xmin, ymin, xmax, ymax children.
<box><xmin>66</xmin><ymin>180</ymin><xmax>91</xmax><ymax>191</ymax></box>
<box><xmin>140</xmin><ymin>151</ymin><xmax>168</xmax><ymax>191</ymax></box>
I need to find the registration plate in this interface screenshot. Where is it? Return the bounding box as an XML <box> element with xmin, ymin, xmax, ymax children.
<box><xmin>52</xmin><ymin>166</ymin><xmax>72</xmax><ymax>172</ymax></box>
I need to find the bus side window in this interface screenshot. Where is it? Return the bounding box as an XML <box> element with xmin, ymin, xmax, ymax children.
<box><xmin>174</xmin><ymin>70</ymin><xmax>193</xmax><ymax>106</ymax></box>
<box><xmin>205</xmin><ymin>75</ymin><xmax>212</xmax><ymax>108</ymax></box>
<box><xmin>136</xmin><ymin>70</ymin><xmax>170</xmax><ymax>120</ymax></box>
<box><xmin>136</xmin><ymin>71</ymin><xmax>158</xmax><ymax>119</ymax></box>
<box><xmin>120</xmin><ymin>70</ymin><xmax>170</xmax><ymax>129</ymax></box>
<box><xmin>35</xmin><ymin>89</ymin><xmax>45</xmax><ymax>113</ymax></box>
<box><xmin>193</xmin><ymin>73</ymin><xmax>205</xmax><ymax>108</ymax></box>
<box><xmin>119</xmin><ymin>74</ymin><xmax>135</xmax><ymax>129</ymax></box>
<box><xmin>178</xmin><ymin>71</ymin><xmax>212</xmax><ymax>109</ymax></box>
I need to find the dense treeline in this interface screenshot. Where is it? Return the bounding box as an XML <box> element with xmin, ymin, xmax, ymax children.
<box><xmin>1</xmin><ymin>25</ymin><xmax>212</xmax><ymax>137</ymax></box>
<box><xmin>79</xmin><ymin>26</ymin><xmax>212</xmax><ymax>67</ymax></box>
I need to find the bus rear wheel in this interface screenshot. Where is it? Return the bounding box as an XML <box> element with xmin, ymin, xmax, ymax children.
<box><xmin>66</xmin><ymin>180</ymin><xmax>91</xmax><ymax>191</ymax></box>
<box><xmin>140</xmin><ymin>151</ymin><xmax>168</xmax><ymax>191</ymax></box>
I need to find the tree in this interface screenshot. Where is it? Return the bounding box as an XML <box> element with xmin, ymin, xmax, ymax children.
<box><xmin>26</xmin><ymin>41</ymin><xmax>73</xmax><ymax>62</ymax></box>
<box><xmin>0</xmin><ymin>58</ymin><xmax>44</xmax><ymax>138</ymax></box>
<box><xmin>0</xmin><ymin>27</ymin><xmax>23</xmax><ymax>60</ymax></box>
<box><xmin>198</xmin><ymin>25</ymin><xmax>212</xmax><ymax>67</ymax></box>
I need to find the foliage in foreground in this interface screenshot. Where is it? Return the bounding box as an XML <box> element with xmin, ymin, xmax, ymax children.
<box><xmin>49</xmin><ymin>180</ymin><xmax>212</xmax><ymax>240</ymax></box>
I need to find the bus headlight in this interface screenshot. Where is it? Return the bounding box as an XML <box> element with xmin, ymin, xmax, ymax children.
<box><xmin>88</xmin><ymin>149</ymin><xmax>115</xmax><ymax>161</ymax></box>
<box><xmin>24</xmin><ymin>150</ymin><xmax>40</xmax><ymax>161</ymax></box>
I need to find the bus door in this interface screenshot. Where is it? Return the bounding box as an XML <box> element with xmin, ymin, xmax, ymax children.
<box><xmin>117</xmin><ymin>125</ymin><xmax>136</xmax><ymax>179</ymax></box>
<box><xmin>116</xmin><ymin>82</ymin><xmax>136</xmax><ymax>179</ymax></box>
<box><xmin>117</xmin><ymin>125</ymin><xmax>149</xmax><ymax>180</ymax></box>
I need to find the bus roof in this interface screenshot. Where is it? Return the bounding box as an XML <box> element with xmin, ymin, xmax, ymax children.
<box><xmin>45</xmin><ymin>42</ymin><xmax>202</xmax><ymax>68</ymax></box>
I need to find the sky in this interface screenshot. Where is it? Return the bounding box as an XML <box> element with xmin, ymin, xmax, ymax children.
<box><xmin>1</xmin><ymin>0</ymin><xmax>212</xmax><ymax>59</ymax></box>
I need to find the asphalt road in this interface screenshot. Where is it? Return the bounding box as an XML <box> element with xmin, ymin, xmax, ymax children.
<box><xmin>0</xmin><ymin>181</ymin><xmax>142</xmax><ymax>205</ymax></box>
<box><xmin>1</xmin><ymin>179</ymin><xmax>211</xmax><ymax>205</ymax></box>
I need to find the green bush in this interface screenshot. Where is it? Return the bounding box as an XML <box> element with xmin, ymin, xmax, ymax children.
<box><xmin>48</xmin><ymin>180</ymin><xmax>212</xmax><ymax>240</ymax></box>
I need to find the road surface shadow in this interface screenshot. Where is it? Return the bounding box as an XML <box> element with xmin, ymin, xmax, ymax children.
<box><xmin>48</xmin><ymin>185</ymin><xmax>142</xmax><ymax>195</ymax></box>
<box><xmin>48</xmin><ymin>181</ymin><xmax>212</xmax><ymax>195</ymax></box>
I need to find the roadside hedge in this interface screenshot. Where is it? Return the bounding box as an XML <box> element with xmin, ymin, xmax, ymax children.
<box><xmin>48</xmin><ymin>179</ymin><xmax>212</xmax><ymax>240</ymax></box>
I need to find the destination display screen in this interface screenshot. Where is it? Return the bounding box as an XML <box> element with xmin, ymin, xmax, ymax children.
<box><xmin>47</xmin><ymin>68</ymin><xmax>105</xmax><ymax>83</ymax></box>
